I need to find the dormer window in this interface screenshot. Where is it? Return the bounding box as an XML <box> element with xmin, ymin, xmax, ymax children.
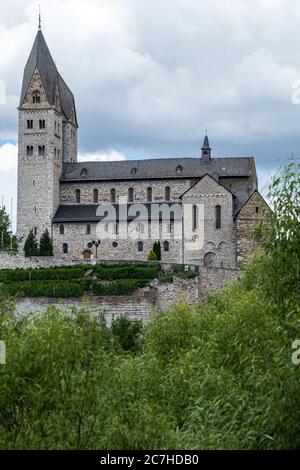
<box><xmin>176</xmin><ymin>165</ymin><xmax>183</xmax><ymax>174</ymax></box>
<box><xmin>32</xmin><ymin>92</ymin><xmax>41</xmax><ymax>104</ymax></box>
<box><xmin>131</xmin><ymin>168</ymin><xmax>137</xmax><ymax>175</ymax></box>
<box><xmin>80</xmin><ymin>168</ymin><xmax>88</xmax><ymax>176</ymax></box>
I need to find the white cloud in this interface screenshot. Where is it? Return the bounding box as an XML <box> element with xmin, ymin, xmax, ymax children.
<box><xmin>78</xmin><ymin>149</ymin><xmax>126</xmax><ymax>162</ymax></box>
<box><xmin>0</xmin><ymin>143</ymin><xmax>18</xmax><ymax>230</ymax></box>
<box><xmin>1</xmin><ymin>0</ymin><xmax>300</xmax><ymax>220</ymax></box>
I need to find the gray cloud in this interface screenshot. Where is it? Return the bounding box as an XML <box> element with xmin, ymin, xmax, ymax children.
<box><xmin>1</xmin><ymin>0</ymin><xmax>300</xmax><ymax>180</ymax></box>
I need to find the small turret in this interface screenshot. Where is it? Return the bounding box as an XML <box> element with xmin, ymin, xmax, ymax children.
<box><xmin>201</xmin><ymin>132</ymin><xmax>211</xmax><ymax>162</ymax></box>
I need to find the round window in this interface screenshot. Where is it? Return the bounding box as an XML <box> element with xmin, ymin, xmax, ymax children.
<box><xmin>112</xmin><ymin>242</ymin><xmax>118</xmax><ymax>248</ymax></box>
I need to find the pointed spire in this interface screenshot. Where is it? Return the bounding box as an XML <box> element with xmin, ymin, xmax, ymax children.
<box><xmin>38</xmin><ymin>5</ymin><xmax>41</xmax><ymax>31</ymax></box>
<box><xmin>201</xmin><ymin>132</ymin><xmax>211</xmax><ymax>162</ymax></box>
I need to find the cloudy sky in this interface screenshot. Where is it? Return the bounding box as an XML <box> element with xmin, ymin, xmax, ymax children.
<box><xmin>1</xmin><ymin>0</ymin><xmax>300</xmax><ymax>228</ymax></box>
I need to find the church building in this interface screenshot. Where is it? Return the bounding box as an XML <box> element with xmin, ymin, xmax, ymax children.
<box><xmin>17</xmin><ymin>25</ymin><xmax>270</xmax><ymax>267</ymax></box>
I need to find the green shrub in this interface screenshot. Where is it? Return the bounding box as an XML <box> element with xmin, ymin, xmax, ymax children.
<box><xmin>92</xmin><ymin>279</ymin><xmax>147</xmax><ymax>296</ymax></box>
<box><xmin>147</xmin><ymin>251</ymin><xmax>157</xmax><ymax>261</ymax></box>
<box><xmin>39</xmin><ymin>229</ymin><xmax>53</xmax><ymax>257</ymax></box>
<box><xmin>24</xmin><ymin>230</ymin><xmax>39</xmax><ymax>257</ymax></box>
<box><xmin>111</xmin><ymin>316</ymin><xmax>143</xmax><ymax>352</ymax></box>
<box><xmin>0</xmin><ymin>280</ymin><xmax>87</xmax><ymax>298</ymax></box>
<box><xmin>153</xmin><ymin>241</ymin><xmax>161</xmax><ymax>261</ymax></box>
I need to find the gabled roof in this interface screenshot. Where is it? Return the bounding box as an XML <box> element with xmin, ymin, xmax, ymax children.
<box><xmin>235</xmin><ymin>190</ymin><xmax>271</xmax><ymax>218</ymax></box>
<box><xmin>179</xmin><ymin>173</ymin><xmax>236</xmax><ymax>199</ymax></box>
<box><xmin>61</xmin><ymin>156</ymin><xmax>255</xmax><ymax>182</ymax></box>
<box><xmin>20</xmin><ymin>30</ymin><xmax>77</xmax><ymax>124</ymax></box>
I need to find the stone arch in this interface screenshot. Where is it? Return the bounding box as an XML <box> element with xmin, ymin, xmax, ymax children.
<box><xmin>205</xmin><ymin>241</ymin><xmax>216</xmax><ymax>252</ymax></box>
<box><xmin>204</xmin><ymin>252</ymin><xmax>217</xmax><ymax>267</ymax></box>
<box><xmin>218</xmin><ymin>241</ymin><xmax>229</xmax><ymax>251</ymax></box>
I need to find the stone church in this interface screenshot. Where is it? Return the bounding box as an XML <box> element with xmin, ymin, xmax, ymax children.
<box><xmin>17</xmin><ymin>26</ymin><xmax>270</xmax><ymax>267</ymax></box>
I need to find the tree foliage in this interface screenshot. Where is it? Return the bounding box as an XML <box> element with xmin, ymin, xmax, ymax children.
<box><xmin>39</xmin><ymin>229</ymin><xmax>54</xmax><ymax>257</ymax></box>
<box><xmin>0</xmin><ymin>164</ymin><xmax>299</xmax><ymax>450</ymax></box>
<box><xmin>23</xmin><ymin>230</ymin><xmax>39</xmax><ymax>257</ymax></box>
<box><xmin>0</xmin><ymin>207</ymin><xmax>17</xmax><ymax>252</ymax></box>
<box><xmin>153</xmin><ymin>241</ymin><xmax>162</xmax><ymax>261</ymax></box>
<box><xmin>147</xmin><ymin>250</ymin><xmax>157</xmax><ymax>261</ymax></box>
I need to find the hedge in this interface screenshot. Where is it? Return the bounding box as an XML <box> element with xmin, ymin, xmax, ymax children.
<box><xmin>0</xmin><ymin>280</ymin><xmax>86</xmax><ymax>298</ymax></box>
<box><xmin>0</xmin><ymin>264</ymin><xmax>160</xmax><ymax>282</ymax></box>
<box><xmin>0</xmin><ymin>278</ymin><xmax>148</xmax><ymax>298</ymax></box>
<box><xmin>92</xmin><ymin>280</ymin><xmax>148</xmax><ymax>296</ymax></box>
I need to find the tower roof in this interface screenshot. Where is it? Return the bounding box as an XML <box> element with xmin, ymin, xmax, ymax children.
<box><xmin>202</xmin><ymin>134</ymin><xmax>211</xmax><ymax>150</ymax></box>
<box><xmin>20</xmin><ymin>30</ymin><xmax>78</xmax><ymax>125</ymax></box>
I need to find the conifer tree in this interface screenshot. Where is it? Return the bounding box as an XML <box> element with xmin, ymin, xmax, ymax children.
<box><xmin>24</xmin><ymin>230</ymin><xmax>39</xmax><ymax>257</ymax></box>
<box><xmin>39</xmin><ymin>229</ymin><xmax>54</xmax><ymax>257</ymax></box>
<box><xmin>153</xmin><ymin>241</ymin><xmax>161</xmax><ymax>261</ymax></box>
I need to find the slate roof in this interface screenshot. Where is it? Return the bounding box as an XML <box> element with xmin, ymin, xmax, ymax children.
<box><xmin>53</xmin><ymin>203</ymin><xmax>181</xmax><ymax>223</ymax></box>
<box><xmin>20</xmin><ymin>30</ymin><xmax>77</xmax><ymax>124</ymax></box>
<box><xmin>61</xmin><ymin>156</ymin><xmax>255</xmax><ymax>182</ymax></box>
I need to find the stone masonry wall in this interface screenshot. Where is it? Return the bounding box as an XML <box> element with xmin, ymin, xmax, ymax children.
<box><xmin>182</xmin><ymin>175</ymin><xmax>236</xmax><ymax>268</ymax></box>
<box><xmin>198</xmin><ymin>266</ymin><xmax>241</xmax><ymax>297</ymax></box>
<box><xmin>0</xmin><ymin>256</ymin><xmax>240</xmax><ymax>314</ymax></box>
<box><xmin>60</xmin><ymin>179</ymin><xmax>191</xmax><ymax>205</ymax></box>
<box><xmin>236</xmin><ymin>191</ymin><xmax>271</xmax><ymax>267</ymax></box>
<box><xmin>52</xmin><ymin>220</ymin><xmax>182</xmax><ymax>262</ymax></box>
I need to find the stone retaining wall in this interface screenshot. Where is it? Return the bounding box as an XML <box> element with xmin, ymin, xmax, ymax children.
<box><xmin>0</xmin><ymin>255</ymin><xmax>241</xmax><ymax>315</ymax></box>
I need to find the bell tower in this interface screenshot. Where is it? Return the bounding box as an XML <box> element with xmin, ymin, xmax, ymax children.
<box><xmin>17</xmin><ymin>20</ymin><xmax>78</xmax><ymax>243</ymax></box>
<box><xmin>201</xmin><ymin>132</ymin><xmax>211</xmax><ymax>163</ymax></box>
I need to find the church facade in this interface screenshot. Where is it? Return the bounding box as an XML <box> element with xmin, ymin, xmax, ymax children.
<box><xmin>17</xmin><ymin>28</ymin><xmax>270</xmax><ymax>267</ymax></box>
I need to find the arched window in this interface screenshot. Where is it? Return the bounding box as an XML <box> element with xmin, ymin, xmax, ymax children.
<box><xmin>215</xmin><ymin>205</ymin><xmax>221</xmax><ymax>229</ymax></box>
<box><xmin>63</xmin><ymin>243</ymin><xmax>68</xmax><ymax>254</ymax></box>
<box><xmin>137</xmin><ymin>241</ymin><xmax>144</xmax><ymax>252</ymax></box>
<box><xmin>192</xmin><ymin>205</ymin><xmax>197</xmax><ymax>231</ymax></box>
<box><xmin>86</xmin><ymin>224</ymin><xmax>91</xmax><ymax>235</ymax></box>
<box><xmin>163</xmin><ymin>240</ymin><xmax>170</xmax><ymax>252</ymax></box>
<box><xmin>128</xmin><ymin>188</ymin><xmax>134</xmax><ymax>203</ymax></box>
<box><xmin>147</xmin><ymin>187</ymin><xmax>152</xmax><ymax>202</ymax></box>
<box><xmin>32</xmin><ymin>92</ymin><xmax>40</xmax><ymax>104</ymax></box>
<box><xmin>38</xmin><ymin>145</ymin><xmax>45</xmax><ymax>156</ymax></box>
<box><xmin>76</xmin><ymin>189</ymin><xmax>81</xmax><ymax>204</ymax></box>
<box><xmin>39</xmin><ymin>119</ymin><xmax>45</xmax><ymax>129</ymax></box>
<box><xmin>59</xmin><ymin>224</ymin><xmax>64</xmax><ymax>235</ymax></box>
<box><xmin>165</xmin><ymin>186</ymin><xmax>171</xmax><ymax>201</ymax></box>
<box><xmin>26</xmin><ymin>146</ymin><xmax>33</xmax><ymax>157</ymax></box>
<box><xmin>110</xmin><ymin>188</ymin><xmax>116</xmax><ymax>203</ymax></box>
<box><xmin>93</xmin><ymin>189</ymin><xmax>99</xmax><ymax>203</ymax></box>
